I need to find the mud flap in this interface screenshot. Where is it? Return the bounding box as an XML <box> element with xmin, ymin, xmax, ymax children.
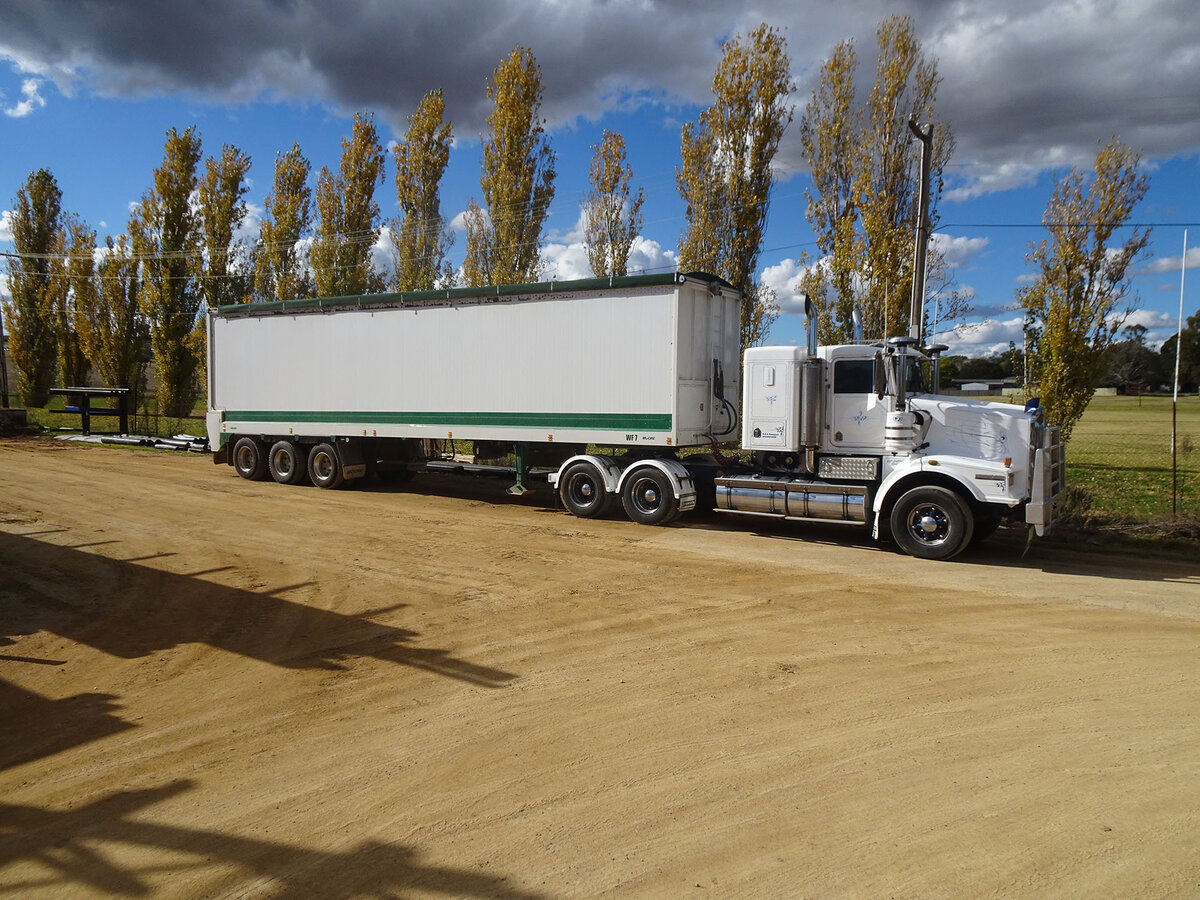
<box><xmin>335</xmin><ymin>440</ymin><xmax>368</xmax><ymax>481</ymax></box>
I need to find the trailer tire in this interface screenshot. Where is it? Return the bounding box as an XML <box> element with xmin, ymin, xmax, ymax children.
<box><xmin>889</xmin><ymin>485</ymin><xmax>974</xmax><ymax>560</ymax></box>
<box><xmin>307</xmin><ymin>442</ymin><xmax>345</xmax><ymax>490</ymax></box>
<box><xmin>269</xmin><ymin>440</ymin><xmax>308</xmax><ymax>485</ymax></box>
<box><xmin>559</xmin><ymin>461</ymin><xmax>612</xmax><ymax>518</ymax></box>
<box><xmin>621</xmin><ymin>466</ymin><xmax>679</xmax><ymax>526</ymax></box>
<box><xmin>232</xmin><ymin>437</ymin><xmax>268</xmax><ymax>481</ymax></box>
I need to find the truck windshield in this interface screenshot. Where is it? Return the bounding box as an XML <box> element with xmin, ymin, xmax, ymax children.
<box><xmin>907</xmin><ymin>358</ymin><xmax>928</xmax><ymax>394</ymax></box>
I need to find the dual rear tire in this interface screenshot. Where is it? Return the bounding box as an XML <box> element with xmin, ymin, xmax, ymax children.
<box><xmin>558</xmin><ymin>461</ymin><xmax>680</xmax><ymax>526</ymax></box>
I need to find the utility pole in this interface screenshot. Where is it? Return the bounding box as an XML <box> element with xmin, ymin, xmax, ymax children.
<box><xmin>908</xmin><ymin>118</ymin><xmax>933</xmax><ymax>345</ymax></box>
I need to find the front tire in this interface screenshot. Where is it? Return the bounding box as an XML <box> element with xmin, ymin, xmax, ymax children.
<box><xmin>621</xmin><ymin>466</ymin><xmax>679</xmax><ymax>526</ymax></box>
<box><xmin>307</xmin><ymin>442</ymin><xmax>345</xmax><ymax>490</ymax></box>
<box><xmin>232</xmin><ymin>437</ymin><xmax>268</xmax><ymax>481</ymax></box>
<box><xmin>889</xmin><ymin>485</ymin><xmax>974</xmax><ymax>560</ymax></box>
<box><xmin>559</xmin><ymin>461</ymin><xmax>612</xmax><ymax>518</ymax></box>
<box><xmin>269</xmin><ymin>440</ymin><xmax>308</xmax><ymax>485</ymax></box>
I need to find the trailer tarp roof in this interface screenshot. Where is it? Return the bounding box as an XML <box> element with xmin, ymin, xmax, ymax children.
<box><xmin>211</xmin><ymin>271</ymin><xmax>737</xmax><ymax>317</ymax></box>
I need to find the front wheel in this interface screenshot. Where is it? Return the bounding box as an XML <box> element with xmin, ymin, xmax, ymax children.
<box><xmin>621</xmin><ymin>466</ymin><xmax>679</xmax><ymax>526</ymax></box>
<box><xmin>307</xmin><ymin>442</ymin><xmax>345</xmax><ymax>490</ymax></box>
<box><xmin>889</xmin><ymin>485</ymin><xmax>974</xmax><ymax>560</ymax></box>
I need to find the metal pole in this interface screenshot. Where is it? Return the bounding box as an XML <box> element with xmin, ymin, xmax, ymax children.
<box><xmin>0</xmin><ymin>255</ymin><xmax>8</xmax><ymax>407</ymax></box>
<box><xmin>1172</xmin><ymin>229</ymin><xmax>1187</xmax><ymax>518</ymax></box>
<box><xmin>0</xmin><ymin>299</ymin><xmax>9</xmax><ymax>408</ymax></box>
<box><xmin>908</xmin><ymin>119</ymin><xmax>934</xmax><ymax>345</ymax></box>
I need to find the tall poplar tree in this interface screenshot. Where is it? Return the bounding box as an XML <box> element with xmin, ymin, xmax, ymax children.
<box><xmin>81</xmin><ymin>234</ymin><xmax>149</xmax><ymax>405</ymax></box>
<box><xmin>199</xmin><ymin>143</ymin><xmax>253</xmax><ymax>309</ymax></box>
<box><xmin>53</xmin><ymin>213</ymin><xmax>93</xmax><ymax>387</ymax></box>
<box><xmin>311</xmin><ymin>111</ymin><xmax>385</xmax><ymax>297</ymax></box>
<box><xmin>392</xmin><ymin>89</ymin><xmax>454</xmax><ymax>291</ymax></box>
<box><xmin>4</xmin><ymin>168</ymin><xmax>63</xmax><ymax>406</ymax></box>
<box><xmin>583</xmin><ymin>130</ymin><xmax>644</xmax><ymax>278</ymax></box>
<box><xmin>677</xmin><ymin>23</ymin><xmax>792</xmax><ymax>349</ymax></box>
<box><xmin>1018</xmin><ymin>138</ymin><xmax>1151</xmax><ymax>442</ymax></box>
<box><xmin>462</xmin><ymin>46</ymin><xmax>556</xmax><ymax>287</ymax></box>
<box><xmin>800</xmin><ymin>15</ymin><xmax>958</xmax><ymax>342</ymax></box>
<box><xmin>131</xmin><ymin>125</ymin><xmax>204</xmax><ymax>418</ymax></box>
<box><xmin>255</xmin><ymin>143</ymin><xmax>313</xmax><ymax>302</ymax></box>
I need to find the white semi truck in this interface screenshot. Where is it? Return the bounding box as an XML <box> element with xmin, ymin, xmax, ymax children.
<box><xmin>206</xmin><ymin>271</ymin><xmax>1064</xmax><ymax>560</ymax></box>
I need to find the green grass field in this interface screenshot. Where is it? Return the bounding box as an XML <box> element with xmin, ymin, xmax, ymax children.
<box><xmin>1066</xmin><ymin>393</ymin><xmax>1200</xmax><ymax>520</ymax></box>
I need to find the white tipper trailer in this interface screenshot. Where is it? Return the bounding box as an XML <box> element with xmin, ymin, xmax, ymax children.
<box><xmin>208</xmin><ymin>271</ymin><xmax>1065</xmax><ymax>560</ymax></box>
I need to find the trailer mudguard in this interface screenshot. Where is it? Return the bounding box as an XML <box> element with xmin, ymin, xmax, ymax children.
<box><xmin>617</xmin><ymin>458</ymin><xmax>698</xmax><ymax>511</ymax></box>
<box><xmin>549</xmin><ymin>454</ymin><xmax>623</xmax><ymax>495</ymax></box>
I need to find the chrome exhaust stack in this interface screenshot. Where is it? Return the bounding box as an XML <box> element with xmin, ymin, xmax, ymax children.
<box><xmin>800</xmin><ymin>296</ymin><xmax>822</xmax><ymax>473</ymax></box>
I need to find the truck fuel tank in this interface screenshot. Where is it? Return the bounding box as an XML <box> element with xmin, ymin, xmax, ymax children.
<box><xmin>714</xmin><ymin>474</ymin><xmax>868</xmax><ymax>524</ymax></box>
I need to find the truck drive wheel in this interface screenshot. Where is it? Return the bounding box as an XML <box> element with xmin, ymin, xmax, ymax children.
<box><xmin>232</xmin><ymin>437</ymin><xmax>268</xmax><ymax>481</ymax></box>
<box><xmin>559</xmin><ymin>461</ymin><xmax>612</xmax><ymax>518</ymax></box>
<box><xmin>307</xmin><ymin>442</ymin><xmax>345</xmax><ymax>490</ymax></box>
<box><xmin>269</xmin><ymin>440</ymin><xmax>307</xmax><ymax>485</ymax></box>
<box><xmin>889</xmin><ymin>485</ymin><xmax>974</xmax><ymax>560</ymax></box>
<box><xmin>621</xmin><ymin>466</ymin><xmax>679</xmax><ymax>526</ymax></box>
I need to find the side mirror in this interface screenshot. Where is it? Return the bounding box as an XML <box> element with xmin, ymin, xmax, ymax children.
<box><xmin>873</xmin><ymin>352</ymin><xmax>887</xmax><ymax>400</ymax></box>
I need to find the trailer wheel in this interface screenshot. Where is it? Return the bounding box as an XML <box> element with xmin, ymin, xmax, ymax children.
<box><xmin>621</xmin><ymin>466</ymin><xmax>679</xmax><ymax>526</ymax></box>
<box><xmin>232</xmin><ymin>437</ymin><xmax>268</xmax><ymax>481</ymax></box>
<box><xmin>307</xmin><ymin>442</ymin><xmax>345</xmax><ymax>490</ymax></box>
<box><xmin>269</xmin><ymin>440</ymin><xmax>308</xmax><ymax>485</ymax></box>
<box><xmin>889</xmin><ymin>485</ymin><xmax>974</xmax><ymax>560</ymax></box>
<box><xmin>559</xmin><ymin>461</ymin><xmax>612</xmax><ymax>518</ymax></box>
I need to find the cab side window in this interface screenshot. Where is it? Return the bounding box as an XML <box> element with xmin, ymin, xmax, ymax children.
<box><xmin>833</xmin><ymin>359</ymin><xmax>874</xmax><ymax>394</ymax></box>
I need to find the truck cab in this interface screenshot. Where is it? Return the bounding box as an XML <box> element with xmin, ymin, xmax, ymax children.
<box><xmin>725</xmin><ymin>333</ymin><xmax>1065</xmax><ymax>559</ymax></box>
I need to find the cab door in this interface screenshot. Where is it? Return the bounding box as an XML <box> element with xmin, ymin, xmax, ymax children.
<box><xmin>828</xmin><ymin>356</ymin><xmax>888</xmax><ymax>450</ymax></box>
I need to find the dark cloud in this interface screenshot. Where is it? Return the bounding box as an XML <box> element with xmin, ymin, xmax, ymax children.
<box><xmin>1</xmin><ymin>0</ymin><xmax>1197</xmax><ymax>193</ymax></box>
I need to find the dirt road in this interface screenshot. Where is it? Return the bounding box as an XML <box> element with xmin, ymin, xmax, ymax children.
<box><xmin>2</xmin><ymin>439</ymin><xmax>1198</xmax><ymax>898</ymax></box>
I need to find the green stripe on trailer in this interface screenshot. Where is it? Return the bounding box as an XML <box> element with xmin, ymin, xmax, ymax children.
<box><xmin>223</xmin><ymin>410</ymin><xmax>673</xmax><ymax>431</ymax></box>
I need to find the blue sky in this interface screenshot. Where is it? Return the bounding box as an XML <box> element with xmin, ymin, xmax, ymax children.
<box><xmin>1</xmin><ymin>0</ymin><xmax>1197</xmax><ymax>357</ymax></box>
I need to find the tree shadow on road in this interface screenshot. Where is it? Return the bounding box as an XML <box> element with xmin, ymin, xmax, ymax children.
<box><xmin>0</xmin><ymin>780</ymin><xmax>547</xmax><ymax>899</ymax></box>
<box><xmin>0</xmin><ymin>531</ymin><xmax>517</xmax><ymax>686</ymax></box>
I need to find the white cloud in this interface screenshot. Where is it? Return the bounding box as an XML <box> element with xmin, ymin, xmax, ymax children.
<box><xmin>539</xmin><ymin>239</ymin><xmax>592</xmax><ymax>281</ymax></box>
<box><xmin>544</xmin><ymin>207</ymin><xmax>587</xmax><ymax>245</ymax></box>
<box><xmin>625</xmin><ymin>235</ymin><xmax>676</xmax><ymax>276</ymax></box>
<box><xmin>931</xmin><ymin>233</ymin><xmax>988</xmax><ymax>269</ymax></box>
<box><xmin>1144</xmin><ymin>245</ymin><xmax>1200</xmax><ymax>275</ymax></box>
<box><xmin>934</xmin><ymin>316</ymin><xmax>1025</xmax><ymax>357</ymax></box>
<box><xmin>539</xmin><ymin>233</ymin><xmax>676</xmax><ymax>281</ymax></box>
<box><xmin>234</xmin><ymin>201</ymin><xmax>263</xmax><ymax>248</ymax></box>
<box><xmin>760</xmin><ymin>256</ymin><xmax>821</xmax><ymax>316</ymax></box>
<box><xmin>371</xmin><ymin>225</ymin><xmax>398</xmax><ymax>285</ymax></box>
<box><xmin>0</xmin><ymin>209</ymin><xmax>13</xmax><ymax>243</ymax></box>
<box><xmin>4</xmin><ymin>77</ymin><xmax>46</xmax><ymax>117</ymax></box>
<box><xmin>447</xmin><ymin>206</ymin><xmax>484</xmax><ymax>233</ymax></box>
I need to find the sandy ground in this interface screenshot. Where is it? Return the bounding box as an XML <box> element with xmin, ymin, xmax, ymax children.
<box><xmin>1</xmin><ymin>438</ymin><xmax>1198</xmax><ymax>899</ymax></box>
